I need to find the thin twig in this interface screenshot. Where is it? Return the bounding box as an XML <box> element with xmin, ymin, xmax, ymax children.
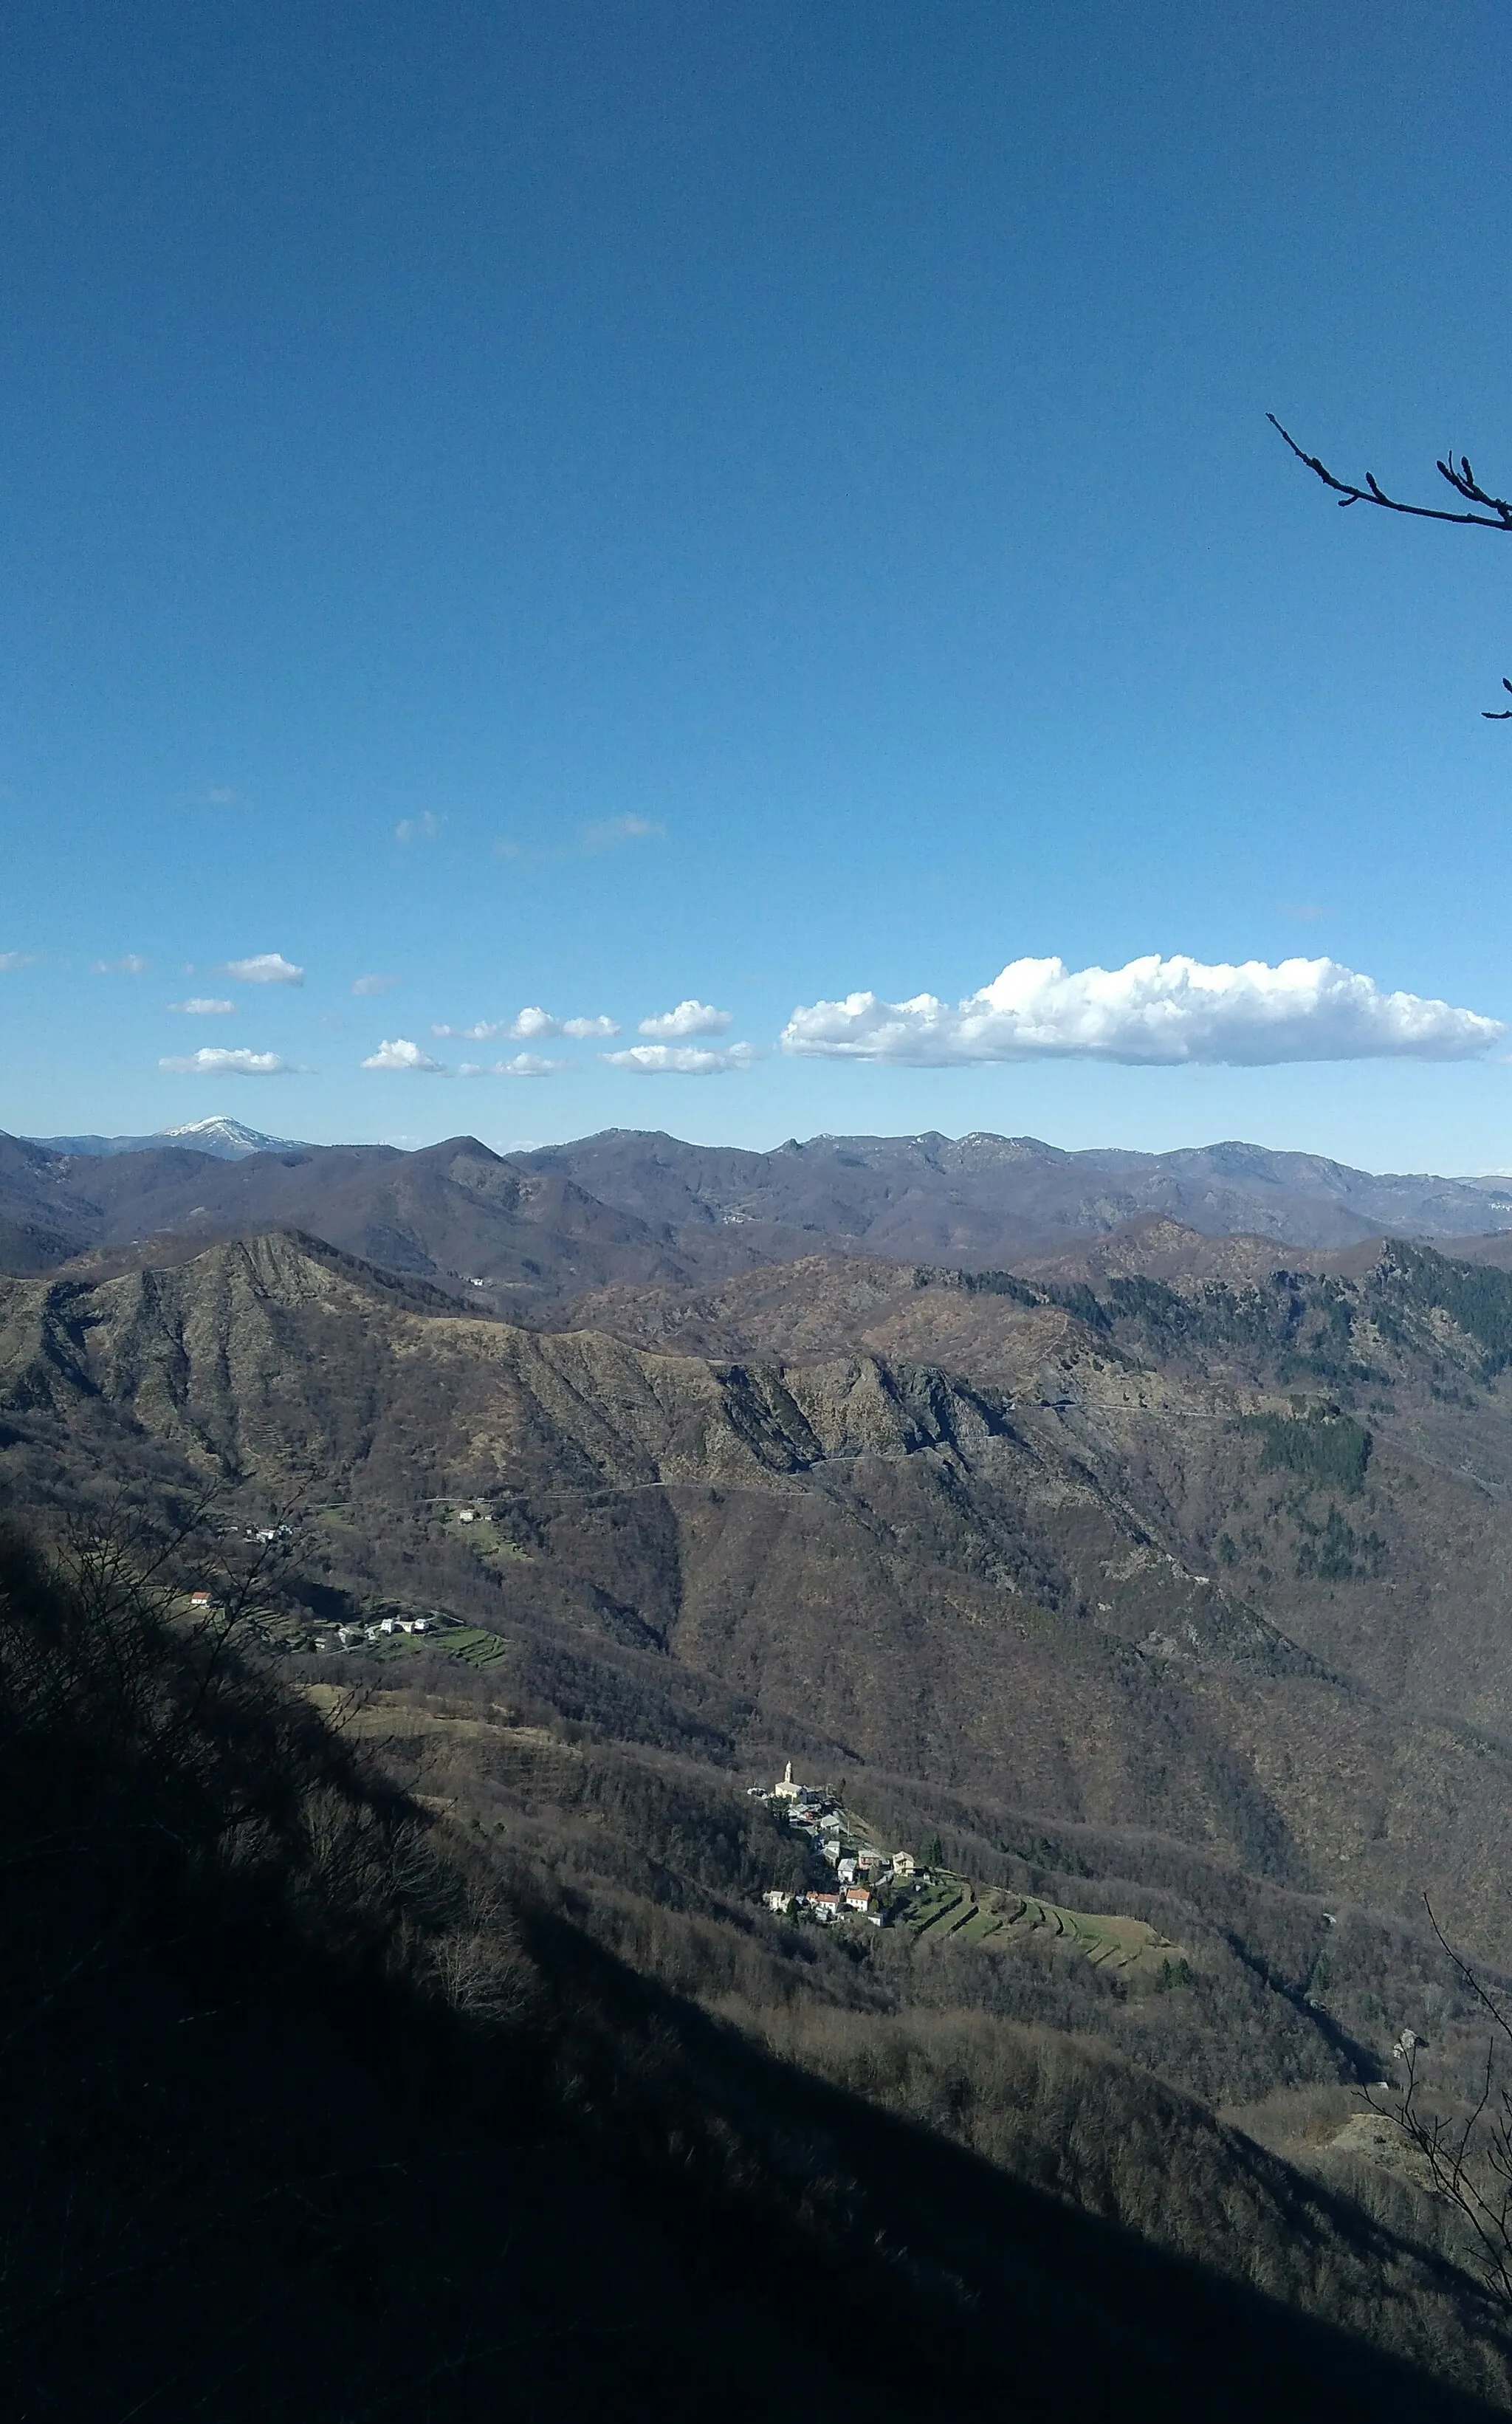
<box><xmin>1269</xmin><ymin>416</ymin><xmax>1512</xmax><ymax>531</ymax></box>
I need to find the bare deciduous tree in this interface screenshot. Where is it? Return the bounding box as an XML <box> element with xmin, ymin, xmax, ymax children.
<box><xmin>1371</xmin><ymin>1900</ymin><xmax>1512</xmax><ymax>2313</ymax></box>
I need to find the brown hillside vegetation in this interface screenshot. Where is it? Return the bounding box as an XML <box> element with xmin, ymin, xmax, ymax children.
<box><xmin>13</xmin><ymin>1208</ymin><xmax>1512</xmax><ymax>2400</ymax></box>
<box><xmin>8</xmin><ymin>1229</ymin><xmax>1512</xmax><ymax>1955</ymax></box>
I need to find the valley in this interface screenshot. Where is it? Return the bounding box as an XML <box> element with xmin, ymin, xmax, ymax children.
<box><xmin>8</xmin><ymin>1123</ymin><xmax>1512</xmax><ymax>2410</ymax></box>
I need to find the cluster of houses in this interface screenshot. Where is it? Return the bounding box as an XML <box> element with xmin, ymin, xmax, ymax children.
<box><xmin>749</xmin><ymin>1762</ymin><xmax>920</xmax><ymax>1926</ymax></box>
<box><xmin>316</xmin><ymin>1615</ymin><xmax>435</xmax><ymax>1652</ymax></box>
<box><xmin>185</xmin><ymin>1523</ymin><xmax>296</xmax><ymax>1610</ymax></box>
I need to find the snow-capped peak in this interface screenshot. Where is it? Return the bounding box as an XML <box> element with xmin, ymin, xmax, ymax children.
<box><xmin>155</xmin><ymin>1116</ymin><xmax>303</xmax><ymax>1158</ymax></box>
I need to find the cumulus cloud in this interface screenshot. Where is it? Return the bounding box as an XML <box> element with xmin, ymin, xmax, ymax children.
<box><xmin>637</xmin><ymin>998</ymin><xmax>732</xmax><ymax>1040</ymax></box>
<box><xmin>168</xmin><ymin>997</ymin><xmax>236</xmax><ymax>1015</ymax></box>
<box><xmin>509</xmin><ymin>1006</ymin><xmax>619</xmax><ymax>1040</ymax></box>
<box><xmin>778</xmin><ymin>954</ymin><xmax>1504</xmax><ymax>1068</ymax></box>
<box><xmin>160</xmin><ymin>1047</ymin><xmax>293</xmax><ymax>1076</ymax></box>
<box><xmin>394</xmin><ymin>811</ymin><xmax>442</xmax><ymax>845</ymax></box>
<box><xmin>362</xmin><ymin>1037</ymin><xmax>446</xmax><ymax>1073</ymax></box>
<box><xmin>352</xmin><ymin>972</ymin><xmax>400</xmax><ymax>996</ymax></box>
<box><xmin>221</xmin><ymin>952</ymin><xmax>304</xmax><ymax>986</ymax></box>
<box><xmin>602</xmin><ymin>1042</ymin><xmax>756</xmax><ymax>1076</ymax></box>
<box><xmin>581</xmin><ymin>814</ymin><xmax>665</xmax><ymax>854</ymax></box>
<box><xmin>458</xmin><ymin>1053</ymin><xmax>568</xmax><ymax>1078</ymax></box>
<box><xmin>92</xmin><ymin>954</ymin><xmax>149</xmax><ymax>975</ymax></box>
<box><xmin>0</xmin><ymin>952</ymin><xmax>38</xmax><ymax>972</ymax></box>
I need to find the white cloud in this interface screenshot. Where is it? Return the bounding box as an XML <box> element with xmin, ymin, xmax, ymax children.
<box><xmin>509</xmin><ymin>1006</ymin><xmax>619</xmax><ymax>1040</ymax></box>
<box><xmin>362</xmin><ymin>1037</ymin><xmax>447</xmax><ymax>1072</ymax></box>
<box><xmin>351</xmin><ymin>972</ymin><xmax>400</xmax><ymax>996</ymax></box>
<box><xmin>160</xmin><ymin>1047</ymin><xmax>293</xmax><ymax>1076</ymax></box>
<box><xmin>458</xmin><ymin>1053</ymin><xmax>568</xmax><ymax>1078</ymax></box>
<box><xmin>92</xmin><ymin>954</ymin><xmax>149</xmax><ymax>975</ymax></box>
<box><xmin>221</xmin><ymin>952</ymin><xmax>304</xmax><ymax>986</ymax></box>
<box><xmin>433</xmin><ymin>1019</ymin><xmax>504</xmax><ymax>1040</ymax></box>
<box><xmin>201</xmin><ymin>785</ymin><xmax>239</xmax><ymax>806</ymax></box>
<box><xmin>168</xmin><ymin>997</ymin><xmax>236</xmax><ymax>1015</ymax></box>
<box><xmin>394</xmin><ymin>811</ymin><xmax>442</xmax><ymax>845</ymax></box>
<box><xmin>581</xmin><ymin>814</ymin><xmax>666</xmax><ymax>854</ymax></box>
<box><xmin>637</xmin><ymin>998</ymin><xmax>732</xmax><ymax>1040</ymax></box>
<box><xmin>0</xmin><ymin>952</ymin><xmax>38</xmax><ymax>972</ymax></box>
<box><xmin>778</xmin><ymin>954</ymin><xmax>1505</xmax><ymax>1068</ymax></box>
<box><xmin>602</xmin><ymin>1042</ymin><xmax>756</xmax><ymax>1076</ymax></box>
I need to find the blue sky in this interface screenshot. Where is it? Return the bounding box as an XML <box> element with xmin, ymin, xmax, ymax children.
<box><xmin>4</xmin><ymin>0</ymin><xmax>1512</xmax><ymax>1170</ymax></box>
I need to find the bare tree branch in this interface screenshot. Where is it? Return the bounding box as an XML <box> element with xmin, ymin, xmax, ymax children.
<box><xmin>1271</xmin><ymin>416</ymin><xmax>1512</xmax><ymax>715</ymax></box>
<box><xmin>1269</xmin><ymin>416</ymin><xmax>1512</xmax><ymax>532</ymax></box>
<box><xmin>1362</xmin><ymin>1895</ymin><xmax>1512</xmax><ymax>2313</ymax></box>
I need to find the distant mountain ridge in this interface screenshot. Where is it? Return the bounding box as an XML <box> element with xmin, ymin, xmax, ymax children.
<box><xmin>4</xmin><ymin>1122</ymin><xmax>1512</xmax><ymax>1300</ymax></box>
<box><xmin>515</xmin><ymin>1127</ymin><xmax>1512</xmax><ymax>1254</ymax></box>
<box><xmin>27</xmin><ymin>1115</ymin><xmax>308</xmax><ymax>1160</ymax></box>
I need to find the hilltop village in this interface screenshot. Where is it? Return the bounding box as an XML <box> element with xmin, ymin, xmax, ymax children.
<box><xmin>751</xmin><ymin>1765</ymin><xmax>1192</xmax><ymax>1980</ymax></box>
<box><xmin>749</xmin><ymin>1762</ymin><xmax>918</xmax><ymax>1925</ymax></box>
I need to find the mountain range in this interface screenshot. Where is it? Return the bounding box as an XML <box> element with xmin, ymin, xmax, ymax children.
<box><xmin>6</xmin><ymin>1122</ymin><xmax>1512</xmax><ymax>1307</ymax></box>
<box><xmin>10</xmin><ymin>1118</ymin><xmax>1512</xmax><ymax>2405</ymax></box>
<box><xmin>26</xmin><ymin>1113</ymin><xmax>307</xmax><ymax>1159</ymax></box>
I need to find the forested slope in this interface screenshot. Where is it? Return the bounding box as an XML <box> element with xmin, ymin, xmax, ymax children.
<box><xmin>12</xmin><ymin>1218</ymin><xmax>1512</xmax><ymax>2406</ymax></box>
<box><xmin>1</xmin><ymin>1522</ymin><xmax>1506</xmax><ymax>2422</ymax></box>
<box><xmin>9</xmin><ymin>1230</ymin><xmax>1512</xmax><ymax>1954</ymax></box>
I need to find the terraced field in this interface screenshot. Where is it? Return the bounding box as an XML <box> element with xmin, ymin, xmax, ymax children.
<box><xmin>894</xmin><ymin>1878</ymin><xmax>1179</xmax><ymax>1975</ymax></box>
<box><xmin>366</xmin><ymin>1624</ymin><xmax>512</xmax><ymax>1670</ymax></box>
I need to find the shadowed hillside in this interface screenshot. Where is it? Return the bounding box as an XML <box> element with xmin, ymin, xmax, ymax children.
<box><xmin>2</xmin><ymin>1520</ymin><xmax>1509</xmax><ymax>2420</ymax></box>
